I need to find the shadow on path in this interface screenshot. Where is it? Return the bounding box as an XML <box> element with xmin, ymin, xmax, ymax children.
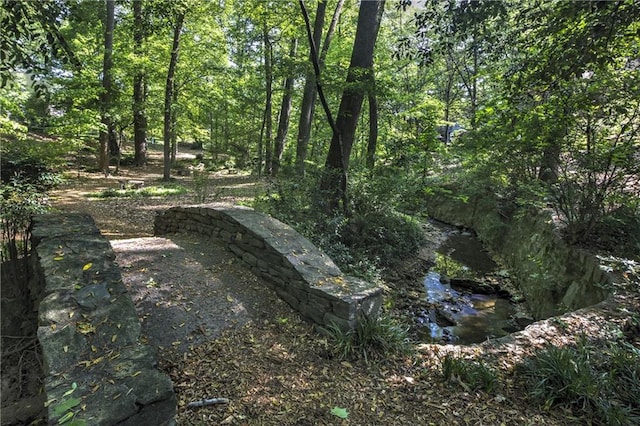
<box><xmin>111</xmin><ymin>234</ymin><xmax>295</xmax><ymax>356</ymax></box>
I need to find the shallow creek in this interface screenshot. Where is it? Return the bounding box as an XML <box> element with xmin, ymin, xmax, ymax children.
<box><xmin>416</xmin><ymin>223</ymin><xmax>531</xmax><ymax>344</ymax></box>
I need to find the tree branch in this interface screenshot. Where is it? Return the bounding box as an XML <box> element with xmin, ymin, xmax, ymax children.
<box><xmin>299</xmin><ymin>0</ymin><xmax>339</xmax><ymax>139</ymax></box>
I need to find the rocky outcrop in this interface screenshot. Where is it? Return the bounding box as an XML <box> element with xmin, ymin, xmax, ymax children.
<box><xmin>154</xmin><ymin>204</ymin><xmax>383</xmax><ymax>331</ymax></box>
<box><xmin>30</xmin><ymin>213</ymin><xmax>175</xmax><ymax>425</ymax></box>
<box><xmin>424</xmin><ymin>189</ymin><xmax>611</xmax><ymax>319</ymax></box>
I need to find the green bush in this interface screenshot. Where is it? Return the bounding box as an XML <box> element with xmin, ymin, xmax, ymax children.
<box><xmin>519</xmin><ymin>337</ymin><xmax>640</xmax><ymax>424</ymax></box>
<box><xmin>589</xmin><ymin>204</ymin><xmax>640</xmax><ymax>258</ymax></box>
<box><xmin>1</xmin><ymin>179</ymin><xmax>49</xmax><ymax>262</ymax></box>
<box><xmin>193</xmin><ymin>169</ymin><xmax>211</xmax><ymax>203</ymax></box>
<box><xmin>254</xmin><ymin>169</ymin><xmax>426</xmax><ymax>280</ymax></box>
<box><xmin>1</xmin><ymin>132</ymin><xmax>76</xmax><ymax>189</ymax></box>
<box><xmin>323</xmin><ymin>314</ymin><xmax>411</xmax><ymax>362</ymax></box>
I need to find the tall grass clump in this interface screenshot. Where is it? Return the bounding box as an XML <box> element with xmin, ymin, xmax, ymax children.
<box><xmin>324</xmin><ymin>314</ymin><xmax>411</xmax><ymax>362</ymax></box>
<box><xmin>519</xmin><ymin>336</ymin><xmax>640</xmax><ymax>425</ymax></box>
<box><xmin>441</xmin><ymin>354</ymin><xmax>499</xmax><ymax>393</ymax></box>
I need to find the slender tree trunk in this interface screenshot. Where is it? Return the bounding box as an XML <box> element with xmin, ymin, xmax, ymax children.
<box><xmin>442</xmin><ymin>54</ymin><xmax>455</xmax><ymax>145</ymax></box>
<box><xmin>538</xmin><ymin>127</ymin><xmax>564</xmax><ymax>182</ymax></box>
<box><xmin>295</xmin><ymin>1</ymin><xmax>326</xmax><ymax>175</ymax></box>
<box><xmin>366</xmin><ymin>84</ymin><xmax>378</xmax><ymax>169</ymax></box>
<box><xmin>272</xmin><ymin>38</ymin><xmax>298</xmax><ymax>177</ymax></box>
<box><xmin>170</xmin><ymin>83</ymin><xmax>179</xmax><ymax>164</ymax></box>
<box><xmin>163</xmin><ymin>12</ymin><xmax>184</xmax><ymax>181</ymax></box>
<box><xmin>470</xmin><ymin>24</ymin><xmax>478</xmax><ymax>129</ymax></box>
<box><xmin>321</xmin><ymin>0</ymin><xmax>385</xmax><ymax>210</ymax></box>
<box><xmin>133</xmin><ymin>0</ymin><xmax>147</xmax><ymax>166</ymax></box>
<box><xmin>257</xmin><ymin>101</ymin><xmax>266</xmax><ymax>176</ymax></box>
<box><xmin>99</xmin><ymin>0</ymin><xmax>115</xmax><ymax>176</ymax></box>
<box><xmin>262</xmin><ymin>22</ymin><xmax>273</xmax><ymax>177</ymax></box>
<box><xmin>295</xmin><ymin>0</ymin><xmax>345</xmax><ymax>175</ymax></box>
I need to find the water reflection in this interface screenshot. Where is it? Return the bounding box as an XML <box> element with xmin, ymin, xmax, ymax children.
<box><xmin>419</xmin><ymin>226</ymin><xmax>519</xmax><ymax>344</ymax></box>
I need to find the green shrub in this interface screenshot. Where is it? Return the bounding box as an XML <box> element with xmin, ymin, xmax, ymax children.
<box><xmin>254</xmin><ymin>169</ymin><xmax>426</xmax><ymax>280</ymax></box>
<box><xmin>324</xmin><ymin>314</ymin><xmax>411</xmax><ymax>362</ymax></box>
<box><xmin>441</xmin><ymin>354</ymin><xmax>499</xmax><ymax>393</ymax></box>
<box><xmin>1</xmin><ymin>179</ymin><xmax>49</xmax><ymax>285</ymax></box>
<box><xmin>193</xmin><ymin>169</ymin><xmax>211</xmax><ymax>203</ymax></box>
<box><xmin>519</xmin><ymin>337</ymin><xmax>640</xmax><ymax>424</ymax></box>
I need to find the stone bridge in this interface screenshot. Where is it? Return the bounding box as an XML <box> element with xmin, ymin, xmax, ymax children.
<box><xmin>154</xmin><ymin>204</ymin><xmax>382</xmax><ymax>330</ymax></box>
<box><xmin>31</xmin><ymin>204</ymin><xmax>382</xmax><ymax>424</ymax></box>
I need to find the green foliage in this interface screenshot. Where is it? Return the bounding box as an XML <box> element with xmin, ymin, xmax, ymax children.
<box><xmin>0</xmin><ymin>0</ymin><xmax>80</xmax><ymax>91</ymax></box>
<box><xmin>330</xmin><ymin>406</ymin><xmax>349</xmax><ymax>419</ymax></box>
<box><xmin>434</xmin><ymin>253</ymin><xmax>474</xmax><ymax>280</ymax></box>
<box><xmin>192</xmin><ymin>168</ymin><xmax>211</xmax><ymax>203</ymax></box>
<box><xmin>441</xmin><ymin>355</ymin><xmax>499</xmax><ymax>393</ymax></box>
<box><xmin>255</xmin><ymin>169</ymin><xmax>426</xmax><ymax>281</ymax></box>
<box><xmin>324</xmin><ymin>314</ymin><xmax>410</xmax><ymax>362</ymax></box>
<box><xmin>344</xmin><ymin>173</ymin><xmax>426</xmax><ymax>269</ymax></box>
<box><xmin>1</xmin><ymin>133</ymin><xmax>71</xmax><ymax>190</ymax></box>
<box><xmin>50</xmin><ymin>382</ymin><xmax>87</xmax><ymax>425</ymax></box>
<box><xmin>519</xmin><ymin>337</ymin><xmax>640</xmax><ymax>425</ymax></box>
<box><xmin>87</xmin><ymin>184</ymin><xmax>187</xmax><ymax>199</ymax></box>
<box><xmin>0</xmin><ymin>179</ymin><xmax>49</xmax><ymax>264</ymax></box>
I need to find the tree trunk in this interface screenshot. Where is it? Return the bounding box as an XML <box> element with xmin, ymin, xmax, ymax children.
<box><xmin>98</xmin><ymin>0</ymin><xmax>115</xmax><ymax>176</ymax></box>
<box><xmin>538</xmin><ymin>132</ymin><xmax>562</xmax><ymax>183</ymax></box>
<box><xmin>321</xmin><ymin>0</ymin><xmax>385</xmax><ymax>210</ymax></box>
<box><xmin>470</xmin><ymin>23</ymin><xmax>478</xmax><ymax>129</ymax></box>
<box><xmin>295</xmin><ymin>0</ymin><xmax>345</xmax><ymax>175</ymax></box>
<box><xmin>262</xmin><ymin>22</ymin><xmax>273</xmax><ymax>177</ymax></box>
<box><xmin>132</xmin><ymin>0</ymin><xmax>147</xmax><ymax>166</ymax></box>
<box><xmin>163</xmin><ymin>12</ymin><xmax>184</xmax><ymax>181</ymax></box>
<box><xmin>272</xmin><ymin>38</ymin><xmax>298</xmax><ymax>177</ymax></box>
<box><xmin>295</xmin><ymin>1</ymin><xmax>326</xmax><ymax>175</ymax></box>
<box><xmin>366</xmin><ymin>83</ymin><xmax>378</xmax><ymax>169</ymax></box>
<box><xmin>170</xmin><ymin>83</ymin><xmax>179</xmax><ymax>164</ymax></box>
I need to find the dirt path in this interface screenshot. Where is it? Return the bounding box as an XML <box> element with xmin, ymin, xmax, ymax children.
<box><xmin>111</xmin><ymin>235</ymin><xmax>294</xmax><ymax>354</ymax></box>
<box><xmin>49</xmin><ymin>145</ymin><xmax>265</xmax><ymax>239</ymax></box>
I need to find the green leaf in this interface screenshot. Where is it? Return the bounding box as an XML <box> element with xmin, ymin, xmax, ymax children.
<box><xmin>57</xmin><ymin>411</ymin><xmax>75</xmax><ymax>424</ymax></box>
<box><xmin>330</xmin><ymin>406</ymin><xmax>349</xmax><ymax>419</ymax></box>
<box><xmin>52</xmin><ymin>397</ymin><xmax>80</xmax><ymax>417</ymax></box>
<box><xmin>62</xmin><ymin>382</ymin><xmax>78</xmax><ymax>397</ymax></box>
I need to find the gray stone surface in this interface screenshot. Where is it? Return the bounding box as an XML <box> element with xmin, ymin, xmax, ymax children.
<box><xmin>155</xmin><ymin>203</ymin><xmax>383</xmax><ymax>330</ymax></box>
<box><xmin>30</xmin><ymin>213</ymin><xmax>176</xmax><ymax>425</ymax></box>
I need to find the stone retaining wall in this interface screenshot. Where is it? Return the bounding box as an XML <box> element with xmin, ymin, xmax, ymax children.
<box><xmin>424</xmin><ymin>189</ymin><xmax>611</xmax><ymax>319</ymax></box>
<box><xmin>154</xmin><ymin>204</ymin><xmax>383</xmax><ymax>331</ymax></box>
<box><xmin>30</xmin><ymin>213</ymin><xmax>176</xmax><ymax>425</ymax></box>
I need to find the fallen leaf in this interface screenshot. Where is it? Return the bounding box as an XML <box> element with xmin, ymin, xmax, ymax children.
<box><xmin>331</xmin><ymin>406</ymin><xmax>349</xmax><ymax>419</ymax></box>
<box><xmin>62</xmin><ymin>383</ymin><xmax>78</xmax><ymax>397</ymax></box>
<box><xmin>83</xmin><ymin>262</ymin><xmax>93</xmax><ymax>271</ymax></box>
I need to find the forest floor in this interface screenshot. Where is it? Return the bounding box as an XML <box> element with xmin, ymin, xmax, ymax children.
<box><xmin>3</xmin><ymin>145</ymin><xmax>639</xmax><ymax>425</ymax></box>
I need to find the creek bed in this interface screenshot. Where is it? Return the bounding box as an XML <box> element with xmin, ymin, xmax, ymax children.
<box><xmin>415</xmin><ymin>223</ymin><xmax>533</xmax><ymax>344</ymax></box>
